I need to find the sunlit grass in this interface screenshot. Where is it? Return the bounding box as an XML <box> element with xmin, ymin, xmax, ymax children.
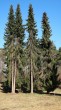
<box><xmin>0</xmin><ymin>89</ymin><xmax>61</xmax><ymax>110</ymax></box>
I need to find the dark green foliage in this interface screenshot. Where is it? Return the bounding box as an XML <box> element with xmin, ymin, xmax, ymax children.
<box><xmin>21</xmin><ymin>75</ymin><xmax>30</xmax><ymax>93</ymax></box>
<box><xmin>55</xmin><ymin>47</ymin><xmax>61</xmax><ymax>88</ymax></box>
<box><xmin>3</xmin><ymin>5</ymin><xmax>60</xmax><ymax>93</ymax></box>
<box><xmin>40</xmin><ymin>12</ymin><xmax>58</xmax><ymax>93</ymax></box>
<box><xmin>14</xmin><ymin>4</ymin><xmax>25</xmax><ymax>90</ymax></box>
<box><xmin>51</xmin><ymin>64</ymin><xmax>60</xmax><ymax>90</ymax></box>
<box><xmin>41</xmin><ymin>62</ymin><xmax>60</xmax><ymax>93</ymax></box>
<box><xmin>4</xmin><ymin>4</ymin><xmax>25</xmax><ymax>92</ymax></box>
<box><xmin>15</xmin><ymin>4</ymin><xmax>25</xmax><ymax>45</ymax></box>
<box><xmin>26</xmin><ymin>4</ymin><xmax>38</xmax><ymax>93</ymax></box>
<box><xmin>4</xmin><ymin>5</ymin><xmax>15</xmax><ymax>90</ymax></box>
<box><xmin>26</xmin><ymin>4</ymin><xmax>37</xmax><ymax>36</ymax></box>
<box><xmin>36</xmin><ymin>56</ymin><xmax>42</xmax><ymax>71</ymax></box>
<box><xmin>57</xmin><ymin>47</ymin><xmax>61</xmax><ymax>62</ymax></box>
<box><xmin>3</xmin><ymin>80</ymin><xmax>11</xmax><ymax>93</ymax></box>
<box><xmin>41</xmin><ymin>12</ymin><xmax>52</xmax><ymax>49</ymax></box>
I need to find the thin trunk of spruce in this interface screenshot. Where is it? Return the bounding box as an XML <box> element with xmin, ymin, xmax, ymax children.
<box><xmin>30</xmin><ymin>30</ymin><xmax>33</xmax><ymax>93</ymax></box>
<box><xmin>41</xmin><ymin>57</ymin><xmax>43</xmax><ymax>76</ymax></box>
<box><xmin>30</xmin><ymin>55</ymin><xmax>33</xmax><ymax>93</ymax></box>
<box><xmin>11</xmin><ymin>39</ymin><xmax>14</xmax><ymax>93</ymax></box>
<box><xmin>8</xmin><ymin>60</ymin><xmax>11</xmax><ymax>87</ymax></box>
<box><xmin>11</xmin><ymin>40</ymin><xmax>15</xmax><ymax>94</ymax></box>
<box><xmin>12</xmin><ymin>55</ymin><xmax>14</xmax><ymax>93</ymax></box>
<box><xmin>13</xmin><ymin>60</ymin><xmax>16</xmax><ymax>93</ymax></box>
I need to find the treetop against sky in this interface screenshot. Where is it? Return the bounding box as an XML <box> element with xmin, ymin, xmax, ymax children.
<box><xmin>0</xmin><ymin>0</ymin><xmax>61</xmax><ymax>49</ymax></box>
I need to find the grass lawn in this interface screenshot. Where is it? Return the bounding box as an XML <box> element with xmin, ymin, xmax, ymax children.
<box><xmin>0</xmin><ymin>89</ymin><xmax>61</xmax><ymax>110</ymax></box>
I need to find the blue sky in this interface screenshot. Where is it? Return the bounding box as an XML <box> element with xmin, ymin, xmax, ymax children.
<box><xmin>0</xmin><ymin>0</ymin><xmax>61</xmax><ymax>49</ymax></box>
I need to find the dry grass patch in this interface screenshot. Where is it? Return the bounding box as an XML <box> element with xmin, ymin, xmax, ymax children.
<box><xmin>0</xmin><ymin>91</ymin><xmax>61</xmax><ymax>110</ymax></box>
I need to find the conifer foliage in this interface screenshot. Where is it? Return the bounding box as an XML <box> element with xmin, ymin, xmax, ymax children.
<box><xmin>40</xmin><ymin>12</ymin><xmax>57</xmax><ymax>93</ymax></box>
<box><xmin>26</xmin><ymin>4</ymin><xmax>38</xmax><ymax>93</ymax></box>
<box><xmin>4</xmin><ymin>4</ymin><xmax>25</xmax><ymax>93</ymax></box>
<box><xmin>3</xmin><ymin>5</ymin><xmax>60</xmax><ymax>93</ymax></box>
<box><xmin>4</xmin><ymin>5</ymin><xmax>15</xmax><ymax>93</ymax></box>
<box><xmin>41</xmin><ymin>12</ymin><xmax>52</xmax><ymax>49</ymax></box>
<box><xmin>14</xmin><ymin>4</ymin><xmax>25</xmax><ymax>90</ymax></box>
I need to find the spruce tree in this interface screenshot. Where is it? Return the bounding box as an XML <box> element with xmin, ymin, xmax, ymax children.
<box><xmin>4</xmin><ymin>4</ymin><xmax>25</xmax><ymax>93</ymax></box>
<box><xmin>15</xmin><ymin>4</ymin><xmax>25</xmax><ymax>90</ymax></box>
<box><xmin>41</xmin><ymin>12</ymin><xmax>52</xmax><ymax>49</ymax></box>
<box><xmin>4</xmin><ymin>5</ymin><xmax>15</xmax><ymax>93</ymax></box>
<box><xmin>26</xmin><ymin>4</ymin><xmax>38</xmax><ymax>93</ymax></box>
<box><xmin>40</xmin><ymin>12</ymin><xmax>56</xmax><ymax>93</ymax></box>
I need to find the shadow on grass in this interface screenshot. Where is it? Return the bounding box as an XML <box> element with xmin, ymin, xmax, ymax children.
<box><xmin>34</xmin><ymin>90</ymin><xmax>61</xmax><ymax>96</ymax></box>
<box><xmin>48</xmin><ymin>92</ymin><xmax>61</xmax><ymax>96</ymax></box>
<box><xmin>0</xmin><ymin>82</ymin><xmax>61</xmax><ymax>96</ymax></box>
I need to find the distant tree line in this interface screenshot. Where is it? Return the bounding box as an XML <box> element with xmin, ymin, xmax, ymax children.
<box><xmin>3</xmin><ymin>4</ymin><xmax>61</xmax><ymax>93</ymax></box>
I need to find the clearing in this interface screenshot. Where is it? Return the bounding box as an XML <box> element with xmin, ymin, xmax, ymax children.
<box><xmin>0</xmin><ymin>89</ymin><xmax>61</xmax><ymax>110</ymax></box>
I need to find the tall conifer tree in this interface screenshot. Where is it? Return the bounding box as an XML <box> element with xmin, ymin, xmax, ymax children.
<box><xmin>26</xmin><ymin>4</ymin><xmax>38</xmax><ymax>93</ymax></box>
<box><xmin>40</xmin><ymin>12</ymin><xmax>57</xmax><ymax>93</ymax></box>
<box><xmin>4</xmin><ymin>5</ymin><xmax>15</xmax><ymax>93</ymax></box>
<box><xmin>15</xmin><ymin>4</ymin><xmax>25</xmax><ymax>89</ymax></box>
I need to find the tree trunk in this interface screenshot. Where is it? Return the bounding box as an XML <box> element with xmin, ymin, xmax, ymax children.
<box><xmin>30</xmin><ymin>30</ymin><xmax>33</xmax><ymax>93</ymax></box>
<box><xmin>30</xmin><ymin>57</ymin><xmax>33</xmax><ymax>93</ymax></box>
<box><xmin>13</xmin><ymin>60</ymin><xmax>16</xmax><ymax>93</ymax></box>
<box><xmin>12</xmin><ymin>59</ymin><xmax>14</xmax><ymax>93</ymax></box>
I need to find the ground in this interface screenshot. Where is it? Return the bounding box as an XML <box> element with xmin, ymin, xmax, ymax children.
<box><xmin>0</xmin><ymin>89</ymin><xmax>61</xmax><ymax>110</ymax></box>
